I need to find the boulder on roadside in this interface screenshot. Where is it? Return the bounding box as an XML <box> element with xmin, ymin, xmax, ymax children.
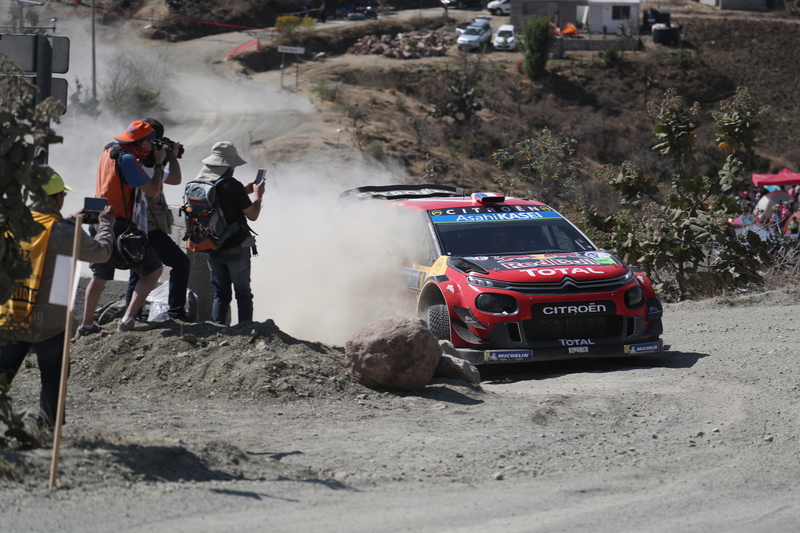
<box><xmin>435</xmin><ymin>341</ymin><xmax>481</xmax><ymax>384</ymax></box>
<box><xmin>345</xmin><ymin>316</ymin><xmax>442</xmax><ymax>391</ymax></box>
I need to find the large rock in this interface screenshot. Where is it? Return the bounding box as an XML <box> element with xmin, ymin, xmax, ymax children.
<box><xmin>345</xmin><ymin>316</ymin><xmax>442</xmax><ymax>391</ymax></box>
<box><xmin>435</xmin><ymin>341</ymin><xmax>481</xmax><ymax>384</ymax></box>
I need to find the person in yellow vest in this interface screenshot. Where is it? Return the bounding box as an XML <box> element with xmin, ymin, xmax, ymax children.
<box><xmin>0</xmin><ymin>174</ymin><xmax>115</xmax><ymax>431</ymax></box>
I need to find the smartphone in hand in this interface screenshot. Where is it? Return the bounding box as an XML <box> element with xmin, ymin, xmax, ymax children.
<box><xmin>255</xmin><ymin>168</ymin><xmax>266</xmax><ymax>186</ymax></box>
<box><xmin>83</xmin><ymin>197</ymin><xmax>108</xmax><ymax>224</ymax></box>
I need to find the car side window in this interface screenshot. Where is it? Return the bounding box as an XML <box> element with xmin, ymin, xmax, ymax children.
<box><xmin>393</xmin><ymin>211</ymin><xmax>438</xmax><ymax>266</ymax></box>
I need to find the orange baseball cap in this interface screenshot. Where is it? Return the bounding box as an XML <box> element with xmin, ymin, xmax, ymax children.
<box><xmin>114</xmin><ymin>120</ymin><xmax>156</xmax><ymax>144</ymax></box>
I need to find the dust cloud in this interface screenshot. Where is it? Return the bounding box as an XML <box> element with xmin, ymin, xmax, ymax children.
<box><xmin>38</xmin><ymin>14</ymin><xmax>421</xmax><ymax>344</ymax></box>
<box><xmin>247</xmin><ymin>170</ymin><xmax>420</xmax><ymax>345</ymax></box>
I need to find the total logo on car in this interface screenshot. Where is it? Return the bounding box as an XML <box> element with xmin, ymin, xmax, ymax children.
<box><xmin>340</xmin><ymin>185</ymin><xmax>664</xmax><ymax>365</ymax></box>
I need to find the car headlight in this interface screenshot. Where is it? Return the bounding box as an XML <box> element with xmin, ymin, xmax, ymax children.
<box><xmin>475</xmin><ymin>293</ymin><xmax>518</xmax><ymax>314</ymax></box>
<box><xmin>624</xmin><ymin>285</ymin><xmax>644</xmax><ymax>308</ymax></box>
<box><xmin>467</xmin><ymin>276</ymin><xmax>509</xmax><ymax>289</ymax></box>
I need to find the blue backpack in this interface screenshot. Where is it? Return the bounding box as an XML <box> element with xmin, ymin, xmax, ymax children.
<box><xmin>181</xmin><ymin>177</ymin><xmax>239</xmax><ymax>252</ymax></box>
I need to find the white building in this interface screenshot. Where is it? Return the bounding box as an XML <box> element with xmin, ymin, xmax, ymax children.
<box><xmin>583</xmin><ymin>0</ymin><xmax>641</xmax><ymax>34</ymax></box>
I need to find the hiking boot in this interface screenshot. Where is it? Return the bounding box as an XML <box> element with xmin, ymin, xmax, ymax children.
<box><xmin>117</xmin><ymin>318</ymin><xmax>155</xmax><ymax>332</ymax></box>
<box><xmin>74</xmin><ymin>324</ymin><xmax>103</xmax><ymax>338</ymax></box>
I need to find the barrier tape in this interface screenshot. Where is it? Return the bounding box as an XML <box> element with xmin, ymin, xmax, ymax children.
<box><xmin>225</xmin><ymin>38</ymin><xmax>259</xmax><ymax>60</ymax></box>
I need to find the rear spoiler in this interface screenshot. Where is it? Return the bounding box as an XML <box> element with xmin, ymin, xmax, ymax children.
<box><xmin>339</xmin><ymin>184</ymin><xmax>466</xmax><ymax>202</ymax></box>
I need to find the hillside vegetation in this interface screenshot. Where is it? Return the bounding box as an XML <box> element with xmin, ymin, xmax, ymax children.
<box><xmin>239</xmin><ymin>12</ymin><xmax>800</xmax><ymax>217</ymax></box>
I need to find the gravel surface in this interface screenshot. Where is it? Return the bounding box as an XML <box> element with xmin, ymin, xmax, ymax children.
<box><xmin>3</xmin><ymin>289</ymin><xmax>800</xmax><ymax>532</ymax></box>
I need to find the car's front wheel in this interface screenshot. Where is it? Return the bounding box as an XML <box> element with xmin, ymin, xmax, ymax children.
<box><xmin>427</xmin><ymin>304</ymin><xmax>451</xmax><ymax>341</ymax></box>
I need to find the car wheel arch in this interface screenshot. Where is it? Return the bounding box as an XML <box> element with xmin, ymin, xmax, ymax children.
<box><xmin>417</xmin><ymin>282</ymin><xmax>448</xmax><ymax>319</ymax></box>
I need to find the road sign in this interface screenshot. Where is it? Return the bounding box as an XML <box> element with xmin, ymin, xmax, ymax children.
<box><xmin>277</xmin><ymin>45</ymin><xmax>305</xmax><ymax>54</ymax></box>
<box><xmin>0</xmin><ymin>34</ymin><xmax>70</xmax><ymax>73</ymax></box>
<box><xmin>24</xmin><ymin>76</ymin><xmax>68</xmax><ymax>113</ymax></box>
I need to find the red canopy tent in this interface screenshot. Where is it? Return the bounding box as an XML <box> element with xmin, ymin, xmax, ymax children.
<box><xmin>751</xmin><ymin>167</ymin><xmax>800</xmax><ymax>187</ymax></box>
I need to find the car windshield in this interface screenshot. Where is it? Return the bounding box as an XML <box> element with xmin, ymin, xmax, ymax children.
<box><xmin>497</xmin><ymin>30</ymin><xmax>513</xmax><ymax>38</ymax></box>
<box><xmin>429</xmin><ymin>210</ymin><xmax>596</xmax><ymax>256</ymax></box>
<box><xmin>464</xmin><ymin>27</ymin><xmax>482</xmax><ymax>35</ymax></box>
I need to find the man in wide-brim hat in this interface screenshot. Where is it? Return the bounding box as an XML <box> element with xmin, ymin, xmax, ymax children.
<box><xmin>195</xmin><ymin>141</ymin><xmax>265</xmax><ymax>325</ymax></box>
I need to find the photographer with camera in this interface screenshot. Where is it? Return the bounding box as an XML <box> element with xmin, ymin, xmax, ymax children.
<box><xmin>124</xmin><ymin>118</ymin><xmax>192</xmax><ymax>322</ymax></box>
<box><xmin>77</xmin><ymin>120</ymin><xmax>166</xmax><ymax>336</ymax></box>
<box><xmin>1</xmin><ymin>174</ymin><xmax>115</xmax><ymax>431</ymax></box>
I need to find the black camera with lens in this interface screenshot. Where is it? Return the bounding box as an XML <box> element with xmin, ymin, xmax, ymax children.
<box><xmin>152</xmin><ymin>137</ymin><xmax>184</xmax><ymax>159</ymax></box>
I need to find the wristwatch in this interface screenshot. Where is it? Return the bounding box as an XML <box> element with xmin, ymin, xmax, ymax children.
<box><xmin>154</xmin><ymin>164</ymin><xmax>164</xmax><ymax>170</ymax></box>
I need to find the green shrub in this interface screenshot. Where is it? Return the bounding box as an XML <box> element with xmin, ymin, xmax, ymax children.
<box><xmin>311</xmin><ymin>79</ymin><xmax>339</xmax><ymax>102</ymax></box>
<box><xmin>0</xmin><ymin>56</ymin><xmax>63</xmax><ymax>317</ymax></box>
<box><xmin>276</xmin><ymin>15</ymin><xmax>316</xmax><ymax>32</ymax></box>
<box><xmin>367</xmin><ymin>140</ymin><xmax>384</xmax><ymax>160</ymax></box>
<box><xmin>581</xmin><ymin>88</ymin><xmax>773</xmax><ymax>300</ymax></box>
<box><xmin>518</xmin><ymin>17</ymin><xmax>555</xmax><ymax>80</ymax></box>
<box><xmin>600</xmin><ymin>45</ymin><xmax>621</xmax><ymax>67</ymax></box>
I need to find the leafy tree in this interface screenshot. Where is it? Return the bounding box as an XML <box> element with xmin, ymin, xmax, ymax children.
<box><xmin>0</xmin><ymin>55</ymin><xmax>64</xmax><ymax>314</ymax></box>
<box><xmin>581</xmin><ymin>88</ymin><xmax>773</xmax><ymax>300</ymax></box>
<box><xmin>518</xmin><ymin>17</ymin><xmax>555</xmax><ymax>81</ymax></box>
<box><xmin>492</xmin><ymin>128</ymin><xmax>580</xmax><ymax>207</ymax></box>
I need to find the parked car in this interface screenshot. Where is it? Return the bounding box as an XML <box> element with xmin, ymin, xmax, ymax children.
<box><xmin>492</xmin><ymin>24</ymin><xmax>517</xmax><ymax>50</ymax></box>
<box><xmin>457</xmin><ymin>18</ymin><xmax>492</xmax><ymax>51</ymax></box>
<box><xmin>455</xmin><ymin>21</ymin><xmax>471</xmax><ymax>36</ymax></box>
<box><xmin>486</xmin><ymin>0</ymin><xmax>510</xmax><ymax>16</ymax></box>
<box><xmin>441</xmin><ymin>0</ymin><xmax>484</xmax><ymax>8</ymax></box>
<box><xmin>339</xmin><ymin>185</ymin><xmax>664</xmax><ymax>366</ymax></box>
<box><xmin>456</xmin><ymin>15</ymin><xmax>491</xmax><ymax>36</ymax></box>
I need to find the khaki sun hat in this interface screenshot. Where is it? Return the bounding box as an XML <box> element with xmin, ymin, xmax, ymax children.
<box><xmin>201</xmin><ymin>141</ymin><xmax>247</xmax><ymax>167</ymax></box>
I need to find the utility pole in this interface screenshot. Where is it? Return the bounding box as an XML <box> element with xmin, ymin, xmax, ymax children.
<box><xmin>92</xmin><ymin>0</ymin><xmax>97</xmax><ymax>106</ymax></box>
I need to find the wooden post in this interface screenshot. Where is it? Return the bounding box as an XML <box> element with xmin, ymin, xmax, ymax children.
<box><xmin>49</xmin><ymin>214</ymin><xmax>83</xmax><ymax>490</ymax></box>
<box><xmin>280</xmin><ymin>52</ymin><xmax>285</xmax><ymax>89</ymax></box>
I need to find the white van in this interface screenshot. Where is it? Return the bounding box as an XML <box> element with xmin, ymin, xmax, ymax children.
<box><xmin>487</xmin><ymin>0</ymin><xmax>510</xmax><ymax>16</ymax></box>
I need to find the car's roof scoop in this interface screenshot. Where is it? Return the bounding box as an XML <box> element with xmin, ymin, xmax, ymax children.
<box><xmin>471</xmin><ymin>192</ymin><xmax>506</xmax><ymax>205</ymax></box>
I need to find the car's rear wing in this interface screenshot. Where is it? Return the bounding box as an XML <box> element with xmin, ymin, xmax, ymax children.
<box><xmin>339</xmin><ymin>184</ymin><xmax>466</xmax><ymax>202</ymax></box>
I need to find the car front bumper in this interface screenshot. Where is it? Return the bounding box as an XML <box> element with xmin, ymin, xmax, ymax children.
<box><xmin>456</xmin><ymin>338</ymin><xmax>664</xmax><ymax>365</ymax></box>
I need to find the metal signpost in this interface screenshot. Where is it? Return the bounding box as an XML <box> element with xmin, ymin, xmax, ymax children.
<box><xmin>0</xmin><ymin>33</ymin><xmax>70</xmax><ymax>111</ymax></box>
<box><xmin>277</xmin><ymin>45</ymin><xmax>305</xmax><ymax>90</ymax></box>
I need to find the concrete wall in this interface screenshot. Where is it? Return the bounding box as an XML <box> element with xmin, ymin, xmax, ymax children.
<box><xmin>698</xmin><ymin>0</ymin><xmax>769</xmax><ymax>10</ymax></box>
<box><xmin>550</xmin><ymin>35</ymin><xmax>642</xmax><ymax>57</ymax></box>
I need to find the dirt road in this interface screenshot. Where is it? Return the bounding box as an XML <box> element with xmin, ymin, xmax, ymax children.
<box><xmin>3</xmin><ymin>11</ymin><xmax>800</xmax><ymax>533</ymax></box>
<box><xmin>3</xmin><ymin>288</ymin><xmax>800</xmax><ymax>532</ymax></box>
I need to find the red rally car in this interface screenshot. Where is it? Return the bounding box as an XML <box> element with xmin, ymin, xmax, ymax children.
<box><xmin>340</xmin><ymin>185</ymin><xmax>664</xmax><ymax>365</ymax></box>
